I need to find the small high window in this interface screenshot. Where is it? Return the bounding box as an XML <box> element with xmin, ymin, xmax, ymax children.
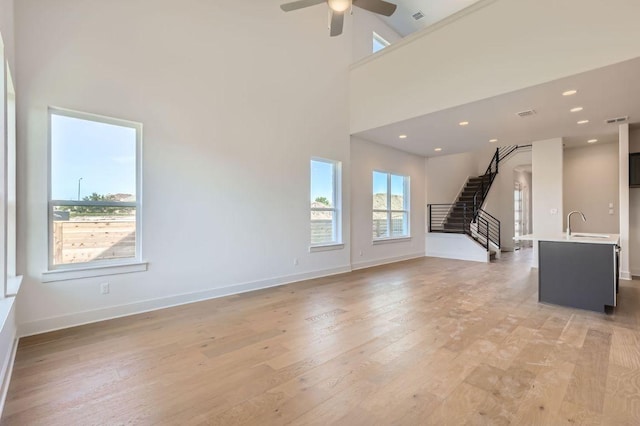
<box><xmin>373</xmin><ymin>32</ymin><xmax>390</xmax><ymax>53</ymax></box>
<box><xmin>48</xmin><ymin>108</ymin><xmax>142</xmax><ymax>269</ymax></box>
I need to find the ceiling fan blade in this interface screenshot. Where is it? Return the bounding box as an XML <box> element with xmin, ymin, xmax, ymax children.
<box><xmin>353</xmin><ymin>0</ymin><xmax>397</xmax><ymax>16</ymax></box>
<box><xmin>329</xmin><ymin>10</ymin><xmax>344</xmax><ymax>37</ymax></box>
<box><xmin>280</xmin><ymin>0</ymin><xmax>326</xmax><ymax>12</ymax></box>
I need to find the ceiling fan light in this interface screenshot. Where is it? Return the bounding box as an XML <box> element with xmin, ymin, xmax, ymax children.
<box><xmin>328</xmin><ymin>0</ymin><xmax>350</xmax><ymax>12</ymax></box>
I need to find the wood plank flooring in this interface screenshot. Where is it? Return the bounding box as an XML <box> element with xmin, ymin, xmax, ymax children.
<box><xmin>3</xmin><ymin>250</ymin><xmax>640</xmax><ymax>425</ymax></box>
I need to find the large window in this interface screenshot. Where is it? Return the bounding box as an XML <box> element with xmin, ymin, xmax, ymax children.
<box><xmin>373</xmin><ymin>171</ymin><xmax>410</xmax><ymax>240</ymax></box>
<box><xmin>310</xmin><ymin>158</ymin><xmax>341</xmax><ymax>247</ymax></box>
<box><xmin>49</xmin><ymin>108</ymin><xmax>142</xmax><ymax>269</ymax></box>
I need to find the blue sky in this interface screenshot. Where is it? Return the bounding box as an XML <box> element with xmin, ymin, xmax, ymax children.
<box><xmin>311</xmin><ymin>160</ymin><xmax>334</xmax><ymax>204</ymax></box>
<box><xmin>311</xmin><ymin>165</ymin><xmax>405</xmax><ymax>204</ymax></box>
<box><xmin>373</xmin><ymin>171</ymin><xmax>405</xmax><ymax>195</ymax></box>
<box><xmin>51</xmin><ymin>114</ymin><xmax>137</xmax><ymax>200</ymax></box>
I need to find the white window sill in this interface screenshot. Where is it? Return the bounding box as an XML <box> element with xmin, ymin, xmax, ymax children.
<box><xmin>309</xmin><ymin>243</ymin><xmax>345</xmax><ymax>253</ymax></box>
<box><xmin>373</xmin><ymin>236</ymin><xmax>412</xmax><ymax>245</ymax></box>
<box><xmin>6</xmin><ymin>275</ymin><xmax>23</xmax><ymax>297</ymax></box>
<box><xmin>42</xmin><ymin>261</ymin><xmax>148</xmax><ymax>283</ymax></box>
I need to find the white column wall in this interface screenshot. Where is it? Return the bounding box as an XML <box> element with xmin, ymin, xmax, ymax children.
<box><xmin>619</xmin><ymin>124</ymin><xmax>631</xmax><ymax>280</ymax></box>
<box><xmin>531</xmin><ymin>138</ymin><xmax>563</xmax><ymax>266</ymax></box>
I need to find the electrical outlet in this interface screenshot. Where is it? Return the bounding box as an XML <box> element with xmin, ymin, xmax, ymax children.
<box><xmin>359</xmin><ymin>250</ymin><xmax>363</xmax><ymax>257</ymax></box>
<box><xmin>293</xmin><ymin>258</ymin><xmax>299</xmax><ymax>266</ymax></box>
<box><xmin>100</xmin><ymin>282</ymin><xmax>110</xmax><ymax>295</ymax></box>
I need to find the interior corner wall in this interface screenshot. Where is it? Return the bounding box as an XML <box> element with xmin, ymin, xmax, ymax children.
<box><xmin>532</xmin><ymin>138</ymin><xmax>563</xmax><ymax>265</ymax></box>
<box><xmin>425</xmin><ymin>151</ymin><xmax>477</xmax><ymax>204</ymax></box>
<box><xmin>0</xmin><ymin>0</ymin><xmax>14</xmax><ymax>72</ymax></box>
<box><xmin>350</xmin><ymin>137</ymin><xmax>425</xmax><ymax>269</ymax></box>
<box><xmin>352</xmin><ymin>9</ymin><xmax>402</xmax><ymax>62</ymax></box>
<box><xmin>563</xmin><ymin>143</ymin><xmax>620</xmax><ymax>234</ymax></box>
<box><xmin>481</xmin><ymin>150</ymin><xmax>532</xmax><ymax>251</ymax></box>
<box><xmin>629</xmin><ymin>127</ymin><xmax>640</xmax><ymax>275</ymax></box>
<box><xmin>15</xmin><ymin>0</ymin><xmax>355</xmax><ymax>335</ymax></box>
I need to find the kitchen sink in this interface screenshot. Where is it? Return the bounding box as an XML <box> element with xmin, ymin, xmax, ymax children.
<box><xmin>571</xmin><ymin>233</ymin><xmax>610</xmax><ymax>239</ymax></box>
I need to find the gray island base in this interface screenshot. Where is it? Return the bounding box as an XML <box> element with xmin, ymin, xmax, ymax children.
<box><xmin>517</xmin><ymin>233</ymin><xmax>620</xmax><ymax>313</ymax></box>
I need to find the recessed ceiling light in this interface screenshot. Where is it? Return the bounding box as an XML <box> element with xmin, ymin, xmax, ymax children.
<box><xmin>399</xmin><ymin>134</ymin><xmax>407</xmax><ymax>139</ymax></box>
<box><xmin>563</xmin><ymin>90</ymin><xmax>578</xmax><ymax>96</ymax></box>
<box><xmin>577</xmin><ymin>120</ymin><xmax>589</xmax><ymax>124</ymax></box>
<box><xmin>588</xmin><ymin>139</ymin><xmax>598</xmax><ymax>144</ymax></box>
<box><xmin>489</xmin><ymin>139</ymin><xmax>498</xmax><ymax>143</ymax></box>
<box><xmin>434</xmin><ymin>148</ymin><xmax>442</xmax><ymax>152</ymax></box>
<box><xmin>570</xmin><ymin>107</ymin><xmax>584</xmax><ymax>113</ymax></box>
<box><xmin>459</xmin><ymin>121</ymin><xmax>469</xmax><ymax>126</ymax></box>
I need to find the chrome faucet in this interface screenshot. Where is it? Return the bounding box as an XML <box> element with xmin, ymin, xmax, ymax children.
<box><xmin>566</xmin><ymin>211</ymin><xmax>586</xmax><ymax>237</ymax></box>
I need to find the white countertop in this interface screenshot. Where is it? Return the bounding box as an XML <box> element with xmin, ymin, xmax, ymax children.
<box><xmin>515</xmin><ymin>233</ymin><xmax>620</xmax><ymax>245</ymax></box>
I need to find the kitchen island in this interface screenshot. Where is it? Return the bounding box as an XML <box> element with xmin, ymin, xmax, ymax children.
<box><xmin>516</xmin><ymin>233</ymin><xmax>620</xmax><ymax>313</ymax></box>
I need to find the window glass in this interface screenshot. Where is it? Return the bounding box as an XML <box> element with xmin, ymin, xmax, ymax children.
<box><xmin>50</xmin><ymin>109</ymin><xmax>141</xmax><ymax>267</ymax></box>
<box><xmin>310</xmin><ymin>158</ymin><xmax>341</xmax><ymax>245</ymax></box>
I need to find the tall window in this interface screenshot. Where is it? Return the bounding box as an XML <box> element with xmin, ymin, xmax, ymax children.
<box><xmin>373</xmin><ymin>32</ymin><xmax>390</xmax><ymax>53</ymax></box>
<box><xmin>373</xmin><ymin>171</ymin><xmax>410</xmax><ymax>240</ymax></box>
<box><xmin>49</xmin><ymin>108</ymin><xmax>142</xmax><ymax>269</ymax></box>
<box><xmin>310</xmin><ymin>158</ymin><xmax>341</xmax><ymax>246</ymax></box>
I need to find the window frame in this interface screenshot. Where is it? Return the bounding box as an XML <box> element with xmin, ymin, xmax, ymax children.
<box><xmin>372</xmin><ymin>31</ymin><xmax>391</xmax><ymax>53</ymax></box>
<box><xmin>310</xmin><ymin>157</ymin><xmax>342</xmax><ymax>250</ymax></box>
<box><xmin>372</xmin><ymin>170</ymin><xmax>410</xmax><ymax>242</ymax></box>
<box><xmin>47</xmin><ymin>107</ymin><xmax>144</xmax><ymax>272</ymax></box>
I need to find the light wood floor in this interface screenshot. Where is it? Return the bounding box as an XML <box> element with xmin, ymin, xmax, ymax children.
<box><xmin>3</xmin><ymin>250</ymin><xmax>640</xmax><ymax>425</ymax></box>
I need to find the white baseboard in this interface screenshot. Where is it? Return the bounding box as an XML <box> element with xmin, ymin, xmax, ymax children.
<box><xmin>351</xmin><ymin>252</ymin><xmax>425</xmax><ymax>270</ymax></box>
<box><xmin>620</xmin><ymin>270</ymin><xmax>632</xmax><ymax>281</ymax></box>
<box><xmin>19</xmin><ymin>265</ymin><xmax>352</xmax><ymax>337</ymax></box>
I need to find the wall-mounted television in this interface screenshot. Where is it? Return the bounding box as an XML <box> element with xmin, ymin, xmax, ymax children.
<box><xmin>630</xmin><ymin>153</ymin><xmax>640</xmax><ymax>187</ymax></box>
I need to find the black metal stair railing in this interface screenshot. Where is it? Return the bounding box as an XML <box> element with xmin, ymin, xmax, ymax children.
<box><xmin>427</xmin><ymin>144</ymin><xmax>531</xmax><ymax>252</ymax></box>
<box><xmin>428</xmin><ymin>203</ymin><xmax>471</xmax><ymax>234</ymax></box>
<box><xmin>474</xmin><ymin>208</ymin><xmax>501</xmax><ymax>250</ymax></box>
<box><xmin>428</xmin><ymin>203</ymin><xmax>500</xmax><ymax>251</ymax></box>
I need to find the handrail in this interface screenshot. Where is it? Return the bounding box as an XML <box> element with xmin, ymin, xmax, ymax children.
<box><xmin>471</xmin><ymin>144</ymin><xmax>531</xmax><ymax>218</ymax></box>
<box><xmin>427</xmin><ymin>202</ymin><xmax>501</xmax><ymax>251</ymax></box>
<box><xmin>476</xmin><ymin>207</ymin><xmax>501</xmax><ymax>250</ymax></box>
<box><xmin>428</xmin><ymin>144</ymin><xmax>526</xmax><ymax>253</ymax></box>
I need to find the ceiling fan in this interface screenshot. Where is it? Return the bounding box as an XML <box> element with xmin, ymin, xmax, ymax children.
<box><xmin>280</xmin><ymin>0</ymin><xmax>398</xmax><ymax>37</ymax></box>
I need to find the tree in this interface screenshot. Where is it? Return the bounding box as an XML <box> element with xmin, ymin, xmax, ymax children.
<box><xmin>68</xmin><ymin>192</ymin><xmax>134</xmax><ymax>216</ymax></box>
<box><xmin>314</xmin><ymin>196</ymin><xmax>330</xmax><ymax>206</ymax></box>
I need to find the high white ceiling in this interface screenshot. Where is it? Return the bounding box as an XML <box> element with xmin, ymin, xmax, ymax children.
<box><xmin>381</xmin><ymin>0</ymin><xmax>482</xmax><ymax>37</ymax></box>
<box><xmin>353</xmin><ymin>56</ymin><xmax>640</xmax><ymax>157</ymax></box>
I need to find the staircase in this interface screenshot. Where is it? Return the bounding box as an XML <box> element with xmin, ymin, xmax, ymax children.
<box><xmin>427</xmin><ymin>144</ymin><xmax>531</xmax><ymax>259</ymax></box>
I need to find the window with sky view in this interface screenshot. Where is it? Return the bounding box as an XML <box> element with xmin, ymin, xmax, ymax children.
<box><xmin>49</xmin><ymin>109</ymin><xmax>141</xmax><ymax>267</ymax></box>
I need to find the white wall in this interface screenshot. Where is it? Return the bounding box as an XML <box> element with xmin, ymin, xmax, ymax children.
<box><xmin>0</xmin><ymin>1</ymin><xmax>17</xmax><ymax>414</ymax></box>
<box><xmin>350</xmin><ymin>137</ymin><xmax>425</xmax><ymax>269</ymax></box>
<box><xmin>563</xmin><ymin>143</ymin><xmax>619</xmax><ymax>234</ymax></box>
<box><xmin>0</xmin><ymin>0</ymin><xmax>13</xmax><ymax>71</ymax></box>
<box><xmin>629</xmin><ymin>128</ymin><xmax>640</xmax><ymax>275</ymax></box>
<box><xmin>0</xmin><ymin>299</ymin><xmax>16</xmax><ymax>412</ymax></box>
<box><xmin>426</xmin><ymin>151</ymin><xmax>477</xmax><ymax>204</ymax></box>
<box><xmin>619</xmin><ymin>124</ymin><xmax>630</xmax><ymax>280</ymax></box>
<box><xmin>15</xmin><ymin>0</ymin><xmax>357</xmax><ymax>335</ymax></box>
<box><xmin>350</xmin><ymin>0</ymin><xmax>640</xmax><ymax>133</ymax></box>
<box><xmin>532</xmin><ymin>138</ymin><xmax>563</xmax><ymax>265</ymax></box>
<box><xmin>352</xmin><ymin>9</ymin><xmax>402</xmax><ymax>62</ymax></box>
<box><xmin>482</xmin><ymin>151</ymin><xmax>532</xmax><ymax>250</ymax></box>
